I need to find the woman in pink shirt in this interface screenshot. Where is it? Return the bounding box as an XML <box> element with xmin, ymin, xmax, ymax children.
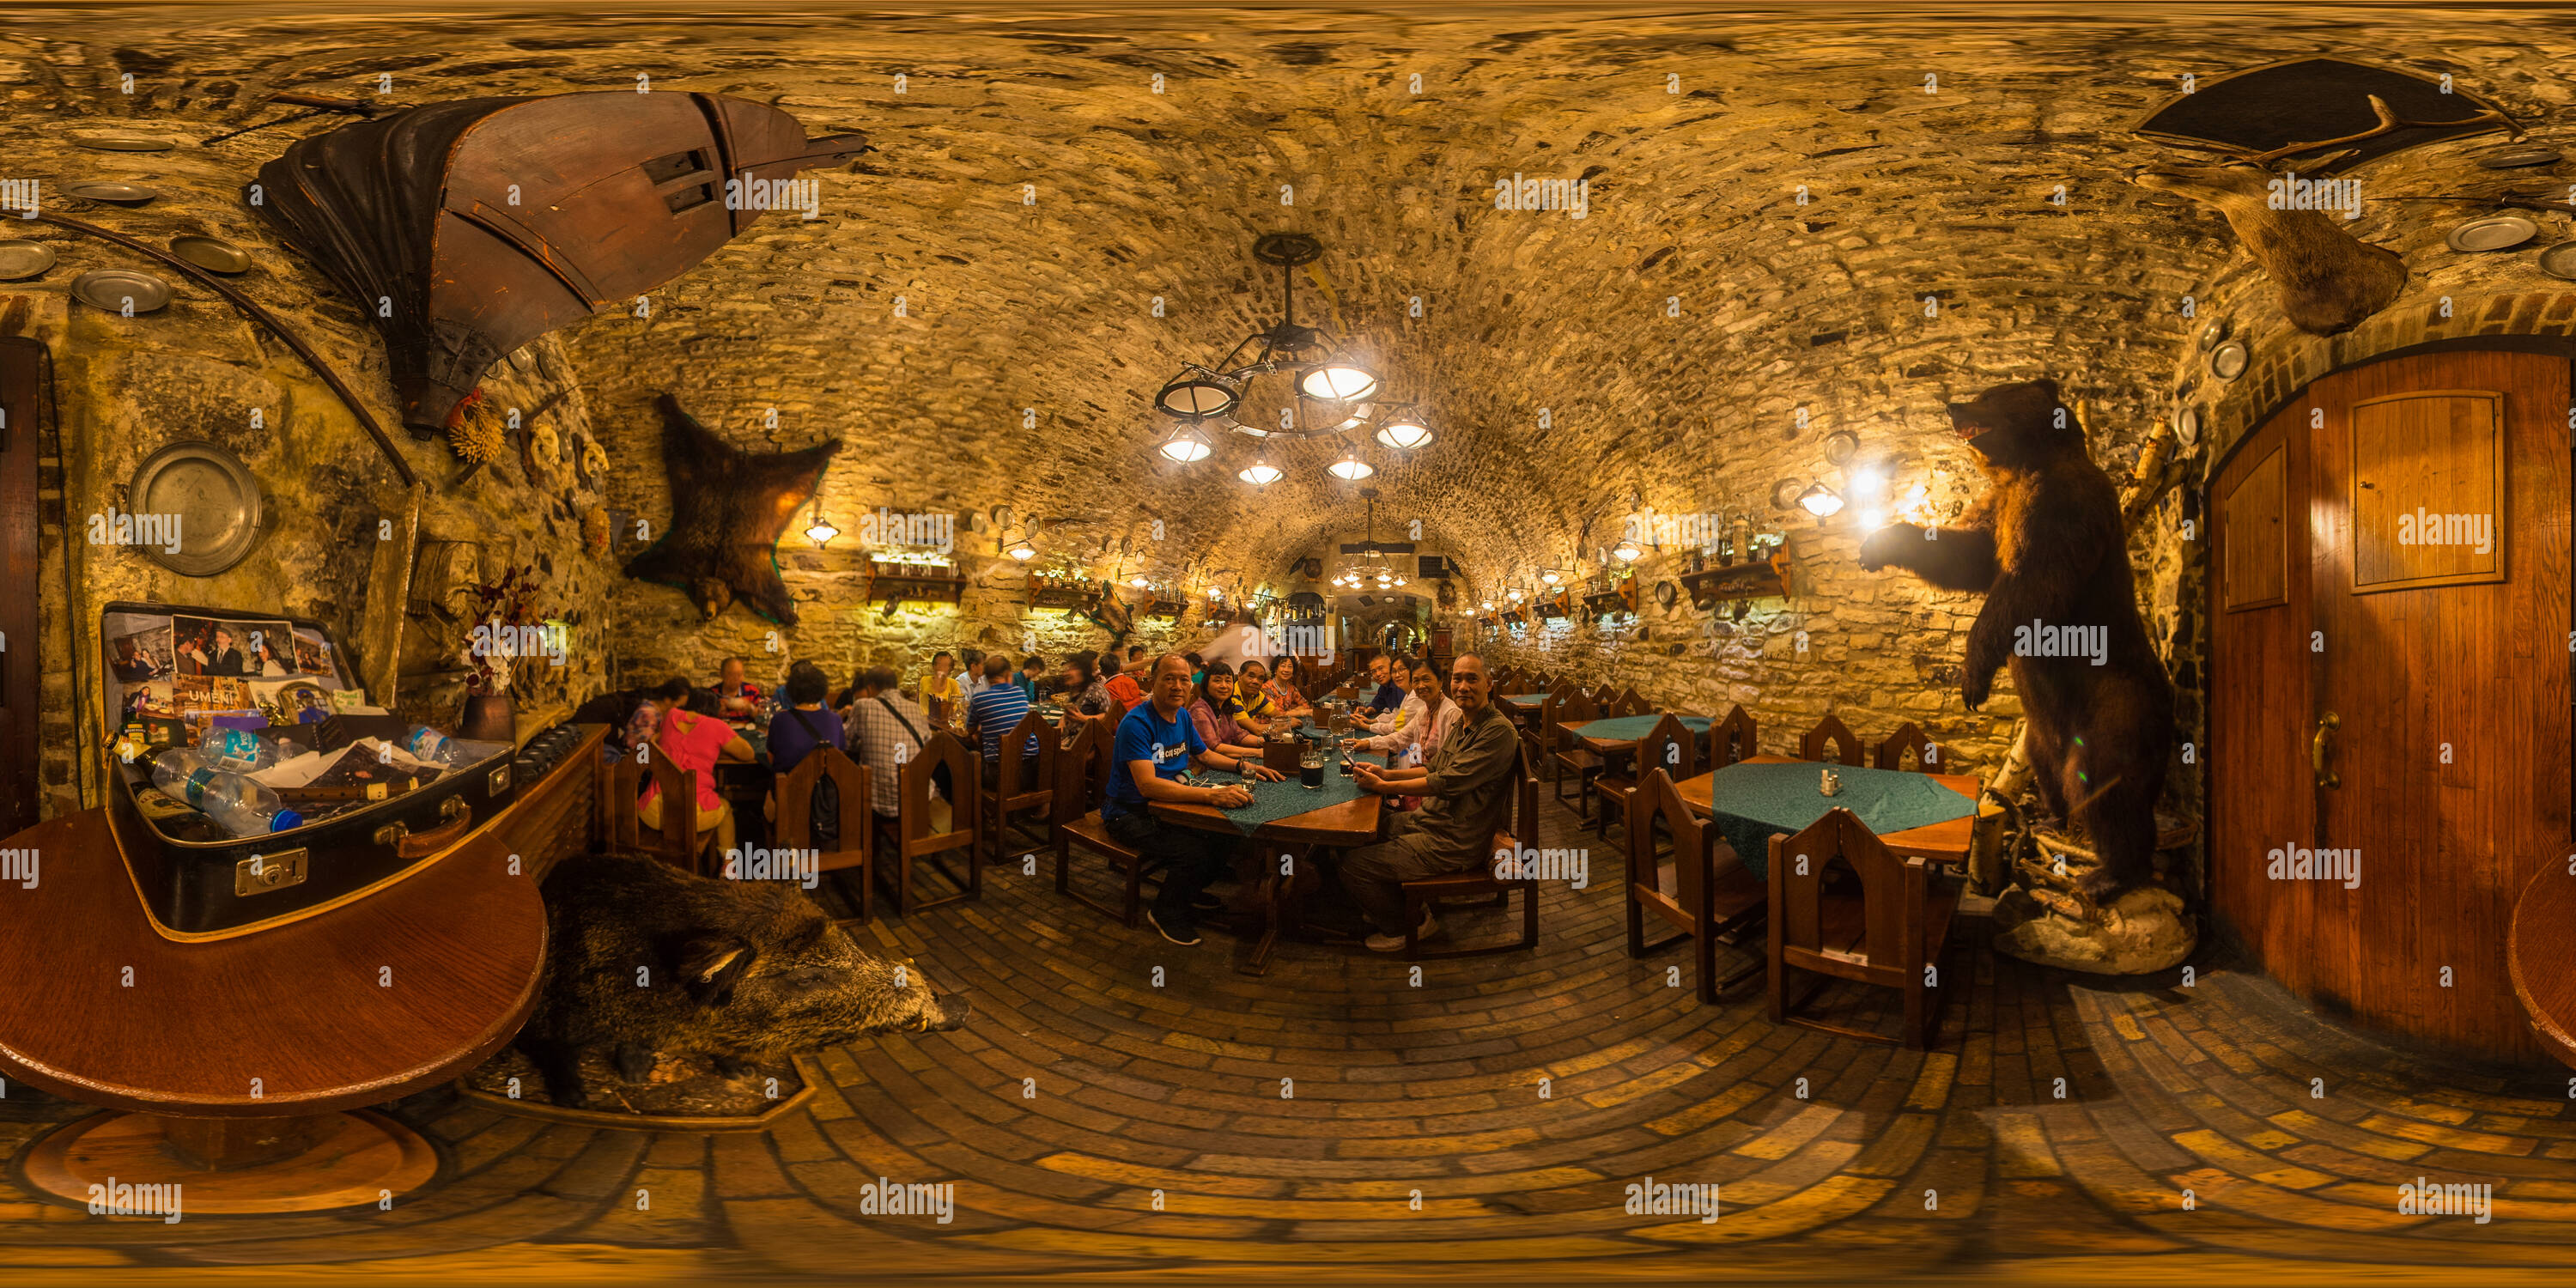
<box><xmin>639</xmin><ymin>687</ymin><xmax>756</xmax><ymax>858</ymax></box>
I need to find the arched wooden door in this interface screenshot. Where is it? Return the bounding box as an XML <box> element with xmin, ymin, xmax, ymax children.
<box><xmin>2209</xmin><ymin>348</ymin><xmax>2571</xmax><ymax>1060</ymax></box>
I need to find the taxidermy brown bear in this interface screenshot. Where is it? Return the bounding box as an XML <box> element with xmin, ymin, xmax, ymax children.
<box><xmin>1857</xmin><ymin>379</ymin><xmax>2174</xmax><ymax>902</ymax></box>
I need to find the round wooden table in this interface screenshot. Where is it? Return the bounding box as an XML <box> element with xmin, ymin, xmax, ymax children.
<box><xmin>0</xmin><ymin>807</ymin><xmax>546</xmax><ymax>1213</ymax></box>
<box><xmin>2510</xmin><ymin>862</ymin><xmax>2576</xmax><ymax>1071</ymax></box>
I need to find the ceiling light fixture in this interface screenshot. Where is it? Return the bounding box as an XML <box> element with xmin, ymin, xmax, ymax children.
<box><xmin>1006</xmin><ymin>538</ymin><xmax>1036</xmax><ymax>561</ymax></box>
<box><xmin>1151</xmin><ymin>233</ymin><xmax>1425</xmax><ymax>451</ymax></box>
<box><xmin>1613</xmin><ymin>538</ymin><xmax>1642</xmax><ymax>562</ymax></box>
<box><xmin>1328</xmin><ymin>450</ymin><xmax>1374</xmax><ymax>480</ymax></box>
<box><xmin>1237</xmin><ymin>456</ymin><xmax>1282</xmax><ymax>487</ymax></box>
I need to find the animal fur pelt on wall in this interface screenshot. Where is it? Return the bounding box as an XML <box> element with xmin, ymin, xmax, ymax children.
<box><xmin>623</xmin><ymin>394</ymin><xmax>841</xmax><ymax>627</ymax></box>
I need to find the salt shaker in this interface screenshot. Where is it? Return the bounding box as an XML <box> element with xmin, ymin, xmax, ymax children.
<box><xmin>1820</xmin><ymin>768</ymin><xmax>1841</xmax><ymax>797</ymax></box>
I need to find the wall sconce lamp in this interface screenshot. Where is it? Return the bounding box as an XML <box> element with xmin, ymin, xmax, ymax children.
<box><xmin>1796</xmin><ymin>483</ymin><xmax>1845</xmax><ymax>518</ymax></box>
<box><xmin>803</xmin><ymin>499</ymin><xmax>840</xmax><ymax>548</ymax></box>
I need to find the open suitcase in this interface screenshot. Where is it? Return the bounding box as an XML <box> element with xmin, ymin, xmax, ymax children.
<box><xmin>99</xmin><ymin>600</ymin><xmax>519</xmax><ymax>941</ymax></box>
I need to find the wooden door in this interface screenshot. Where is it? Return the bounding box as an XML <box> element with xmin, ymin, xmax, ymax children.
<box><xmin>0</xmin><ymin>338</ymin><xmax>43</xmax><ymax>836</ymax></box>
<box><xmin>2210</xmin><ymin>349</ymin><xmax>2570</xmax><ymax>1060</ymax></box>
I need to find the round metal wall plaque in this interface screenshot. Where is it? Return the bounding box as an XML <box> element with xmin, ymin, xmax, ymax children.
<box><xmin>64</xmin><ymin>182</ymin><xmax>159</xmax><ymax>206</ymax></box>
<box><xmin>2447</xmin><ymin>215</ymin><xmax>2539</xmax><ymax>253</ymax></box>
<box><xmin>167</xmin><ymin>235</ymin><xmax>252</xmax><ymax>275</ymax></box>
<box><xmin>131</xmin><ymin>440</ymin><xmax>264</xmax><ymax>576</ymax></box>
<box><xmin>1653</xmin><ymin>580</ymin><xmax>1678</xmax><ymax>610</ymax></box>
<box><xmin>71</xmin><ymin>268</ymin><xmax>172</xmax><ymax>313</ymax></box>
<box><xmin>2476</xmin><ymin>149</ymin><xmax>2561</xmax><ymax>169</ymax></box>
<box><xmin>2172</xmin><ymin>405</ymin><xmax>2201</xmax><ymax>448</ymax></box>
<box><xmin>1821</xmin><ymin>429</ymin><xmax>1861</xmax><ymax>465</ymax></box>
<box><xmin>2539</xmin><ymin>240</ymin><xmax>2576</xmax><ymax>282</ymax></box>
<box><xmin>2209</xmin><ymin>340</ymin><xmax>2251</xmax><ymax>382</ymax></box>
<box><xmin>0</xmin><ymin>240</ymin><xmax>57</xmax><ymax>282</ymax></box>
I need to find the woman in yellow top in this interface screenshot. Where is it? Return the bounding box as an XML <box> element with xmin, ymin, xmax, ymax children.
<box><xmin>920</xmin><ymin>650</ymin><xmax>963</xmax><ymax>726</ymax></box>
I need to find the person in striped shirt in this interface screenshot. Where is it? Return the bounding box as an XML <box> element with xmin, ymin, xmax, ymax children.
<box><xmin>963</xmin><ymin>654</ymin><xmax>1037</xmax><ymax>787</ymax></box>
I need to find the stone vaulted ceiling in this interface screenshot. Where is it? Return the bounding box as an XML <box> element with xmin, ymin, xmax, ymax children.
<box><xmin>14</xmin><ymin>3</ymin><xmax>2576</xmax><ymax>598</ymax></box>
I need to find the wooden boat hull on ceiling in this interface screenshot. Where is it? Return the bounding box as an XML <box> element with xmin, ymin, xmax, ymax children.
<box><xmin>253</xmin><ymin>92</ymin><xmax>867</xmax><ymax>435</ymax></box>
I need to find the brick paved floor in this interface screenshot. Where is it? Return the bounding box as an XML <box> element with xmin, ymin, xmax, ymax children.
<box><xmin>5</xmin><ymin>790</ymin><xmax>2574</xmax><ymax>1282</ymax></box>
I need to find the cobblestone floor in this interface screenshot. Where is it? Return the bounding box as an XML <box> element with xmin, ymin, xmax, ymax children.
<box><xmin>4</xmin><ymin>790</ymin><xmax>2573</xmax><ymax>1283</ymax></box>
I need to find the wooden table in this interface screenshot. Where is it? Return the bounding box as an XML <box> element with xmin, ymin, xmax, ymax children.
<box><xmin>0</xmin><ymin>783</ymin><xmax>552</xmax><ymax>1212</ymax></box>
<box><xmin>1155</xmin><ymin>773</ymin><xmax>1384</xmax><ymax>975</ymax></box>
<box><xmin>2510</xmin><ymin>863</ymin><xmax>2576</xmax><ymax>1071</ymax></box>
<box><xmin>1673</xmin><ymin>754</ymin><xmax>1988</xmax><ymax>866</ymax></box>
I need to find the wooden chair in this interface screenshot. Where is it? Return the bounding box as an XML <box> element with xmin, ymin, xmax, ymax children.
<box><xmin>1707</xmin><ymin>704</ymin><xmax>1759</xmax><ymax>769</ymax></box>
<box><xmin>1800</xmin><ymin>714</ymin><xmax>1862</xmax><ymax>766</ymax></box>
<box><xmin>981</xmin><ymin>710</ymin><xmax>1060</xmax><ymax>866</ymax></box>
<box><xmin>1625</xmin><ymin>768</ymin><xmax>1768</xmax><ymax>1001</ymax></box>
<box><xmin>770</xmin><ymin>744</ymin><xmax>872</xmax><ymax>924</ymax></box>
<box><xmin>876</xmin><ymin>730</ymin><xmax>980</xmax><ymax>914</ymax></box>
<box><xmin>1874</xmin><ymin>720</ymin><xmax>1934</xmax><ymax>772</ymax></box>
<box><xmin>1052</xmin><ymin>720</ymin><xmax>1151</xmax><ymax>927</ymax></box>
<box><xmin>1546</xmin><ymin>688</ymin><xmax>1604</xmax><ymax>818</ymax></box>
<box><xmin>1590</xmin><ymin>713</ymin><xmax>1698</xmax><ymax>840</ymax></box>
<box><xmin>601</xmin><ymin>748</ymin><xmax>711</xmax><ymax>873</ymax></box>
<box><xmin>1766</xmin><ymin>807</ymin><xmax>1959</xmax><ymax>1049</ymax></box>
<box><xmin>1589</xmin><ymin>683</ymin><xmax>1619</xmax><ymax>711</ymax></box>
<box><xmin>1612</xmin><ymin>688</ymin><xmax>1650</xmax><ymax>718</ymax></box>
<box><xmin>1401</xmin><ymin>744</ymin><xmax>1542</xmax><ymax>961</ymax></box>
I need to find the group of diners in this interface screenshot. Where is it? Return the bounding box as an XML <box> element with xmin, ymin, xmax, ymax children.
<box><xmin>599</xmin><ymin>634</ymin><xmax>1528</xmax><ymax>954</ymax></box>
<box><xmin>1096</xmin><ymin>648</ymin><xmax>1524</xmax><ymax>951</ymax></box>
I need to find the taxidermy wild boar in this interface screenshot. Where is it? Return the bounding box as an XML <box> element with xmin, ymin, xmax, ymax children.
<box><xmin>2128</xmin><ymin>158</ymin><xmax>2406</xmax><ymax>336</ymax></box>
<box><xmin>519</xmin><ymin>852</ymin><xmax>970</xmax><ymax>1109</ymax></box>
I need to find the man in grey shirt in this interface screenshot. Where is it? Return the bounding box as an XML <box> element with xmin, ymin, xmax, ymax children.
<box><xmin>1341</xmin><ymin>653</ymin><xmax>1522</xmax><ymax>951</ymax></box>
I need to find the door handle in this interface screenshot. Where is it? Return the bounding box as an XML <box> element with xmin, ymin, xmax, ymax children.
<box><xmin>2312</xmin><ymin>712</ymin><xmax>2340</xmax><ymax>789</ymax></box>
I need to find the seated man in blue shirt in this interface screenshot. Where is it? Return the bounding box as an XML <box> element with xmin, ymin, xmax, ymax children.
<box><xmin>1364</xmin><ymin>653</ymin><xmax>1407</xmax><ymax>716</ymax></box>
<box><xmin>1104</xmin><ymin>653</ymin><xmax>1287</xmax><ymax>946</ymax></box>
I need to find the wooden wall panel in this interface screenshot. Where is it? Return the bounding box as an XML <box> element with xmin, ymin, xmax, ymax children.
<box><xmin>0</xmin><ymin>338</ymin><xmax>45</xmax><ymax>837</ymax></box>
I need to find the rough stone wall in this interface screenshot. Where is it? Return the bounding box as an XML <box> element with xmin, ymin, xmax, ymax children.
<box><xmin>0</xmin><ymin>117</ymin><xmax>611</xmax><ymax>818</ymax></box>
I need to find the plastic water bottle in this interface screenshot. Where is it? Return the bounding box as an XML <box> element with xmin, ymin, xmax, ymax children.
<box><xmin>151</xmin><ymin>749</ymin><xmax>304</xmax><ymax>835</ymax></box>
<box><xmin>195</xmin><ymin>726</ymin><xmax>285</xmax><ymax>774</ymax></box>
<box><xmin>404</xmin><ymin>725</ymin><xmax>471</xmax><ymax>767</ymax></box>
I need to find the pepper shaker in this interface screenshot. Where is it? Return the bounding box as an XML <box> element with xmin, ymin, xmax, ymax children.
<box><xmin>1820</xmin><ymin>768</ymin><xmax>1841</xmax><ymax>797</ymax></box>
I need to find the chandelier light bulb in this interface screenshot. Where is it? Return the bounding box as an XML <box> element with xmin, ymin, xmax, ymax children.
<box><xmin>1237</xmin><ymin>457</ymin><xmax>1283</xmax><ymax>487</ymax></box>
<box><xmin>1327</xmin><ymin>451</ymin><xmax>1374</xmax><ymax>481</ymax></box>
<box><xmin>1160</xmin><ymin>424</ymin><xmax>1215</xmax><ymax>463</ymax></box>
<box><xmin>1613</xmin><ymin>539</ymin><xmax>1642</xmax><ymax>562</ymax></box>
<box><xmin>804</xmin><ymin>515</ymin><xmax>840</xmax><ymax>548</ymax></box>
<box><xmin>1130</xmin><ymin>575</ymin><xmax>1151</xmax><ymax>588</ymax></box>
<box><xmin>1375</xmin><ymin>413</ymin><xmax>1433</xmax><ymax>450</ymax></box>
<box><xmin>1006</xmin><ymin>539</ymin><xmax>1036</xmax><ymax>561</ymax></box>
<box><xmin>1298</xmin><ymin>362</ymin><xmax>1380</xmax><ymax>402</ymax></box>
<box><xmin>1798</xmin><ymin>483</ymin><xmax>1845</xmax><ymax>517</ymax></box>
<box><xmin>1540</xmin><ymin>569</ymin><xmax>1561</xmax><ymax>586</ymax></box>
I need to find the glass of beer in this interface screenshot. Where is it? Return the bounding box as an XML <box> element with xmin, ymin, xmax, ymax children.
<box><xmin>1300</xmin><ymin>744</ymin><xmax>1325</xmax><ymax>790</ymax></box>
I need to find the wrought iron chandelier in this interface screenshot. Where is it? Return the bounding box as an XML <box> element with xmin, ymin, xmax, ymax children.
<box><xmin>1327</xmin><ymin>491</ymin><xmax>1408</xmax><ymax>591</ymax></box>
<box><xmin>1153</xmin><ymin>232</ymin><xmax>1435</xmax><ymax>477</ymax></box>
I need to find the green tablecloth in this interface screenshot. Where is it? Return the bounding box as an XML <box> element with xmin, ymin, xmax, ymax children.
<box><xmin>1572</xmin><ymin>714</ymin><xmax>1714</xmax><ymax>742</ymax></box>
<box><xmin>1703</xmin><ymin>761</ymin><xmax>1973</xmax><ymax>879</ymax></box>
<box><xmin>1182</xmin><ymin>755</ymin><xmax>1387</xmax><ymax>835</ymax></box>
<box><xmin>1500</xmin><ymin>694</ymin><xmax>1544</xmax><ymax>708</ymax></box>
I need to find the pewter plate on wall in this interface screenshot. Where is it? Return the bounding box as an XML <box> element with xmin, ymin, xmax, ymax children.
<box><xmin>2538</xmin><ymin>241</ymin><xmax>2576</xmax><ymax>282</ymax></box>
<box><xmin>130</xmin><ymin>440</ymin><xmax>264</xmax><ymax>576</ymax></box>
<box><xmin>2476</xmin><ymin>149</ymin><xmax>2561</xmax><ymax>169</ymax></box>
<box><xmin>0</xmin><ymin>240</ymin><xmax>56</xmax><ymax>282</ymax></box>
<box><xmin>64</xmin><ymin>182</ymin><xmax>159</xmax><ymax>206</ymax></box>
<box><xmin>2447</xmin><ymin>216</ymin><xmax>2538</xmax><ymax>252</ymax></box>
<box><xmin>2209</xmin><ymin>340</ymin><xmax>2251</xmax><ymax>382</ymax></box>
<box><xmin>71</xmin><ymin>268</ymin><xmax>172</xmax><ymax>313</ymax></box>
<box><xmin>168</xmin><ymin>235</ymin><xmax>252</xmax><ymax>275</ymax></box>
<box><xmin>72</xmin><ymin>134</ymin><xmax>176</xmax><ymax>152</ymax></box>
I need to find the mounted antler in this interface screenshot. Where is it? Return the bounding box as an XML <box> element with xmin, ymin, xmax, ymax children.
<box><xmin>2166</xmin><ymin>94</ymin><xmax>2518</xmax><ymax>170</ymax></box>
